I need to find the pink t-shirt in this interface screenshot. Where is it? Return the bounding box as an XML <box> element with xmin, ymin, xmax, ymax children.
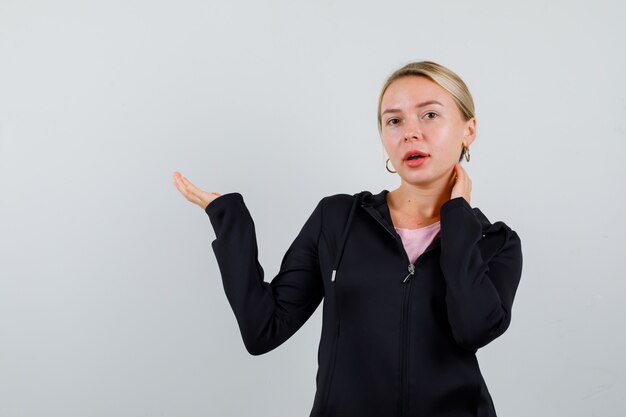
<box><xmin>394</xmin><ymin>221</ymin><xmax>441</xmax><ymax>265</ymax></box>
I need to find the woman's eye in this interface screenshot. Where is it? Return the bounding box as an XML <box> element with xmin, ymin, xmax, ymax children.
<box><xmin>424</xmin><ymin>112</ymin><xmax>437</xmax><ymax>119</ymax></box>
<box><xmin>387</xmin><ymin>118</ymin><xmax>400</xmax><ymax>125</ymax></box>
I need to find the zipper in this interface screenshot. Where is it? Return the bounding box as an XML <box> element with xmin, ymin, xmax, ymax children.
<box><xmin>361</xmin><ymin>203</ymin><xmax>441</xmax><ymax>417</ymax></box>
<box><xmin>403</xmin><ymin>264</ymin><xmax>415</xmax><ymax>283</ymax></box>
<box><xmin>401</xmin><ymin>278</ymin><xmax>413</xmax><ymax>417</ymax></box>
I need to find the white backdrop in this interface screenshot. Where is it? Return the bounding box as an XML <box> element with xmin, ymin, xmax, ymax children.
<box><xmin>1</xmin><ymin>0</ymin><xmax>625</xmax><ymax>416</ymax></box>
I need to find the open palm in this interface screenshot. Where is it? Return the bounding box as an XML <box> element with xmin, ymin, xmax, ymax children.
<box><xmin>173</xmin><ymin>171</ymin><xmax>221</xmax><ymax>210</ymax></box>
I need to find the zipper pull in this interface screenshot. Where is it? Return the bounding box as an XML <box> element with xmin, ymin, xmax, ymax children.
<box><xmin>402</xmin><ymin>263</ymin><xmax>415</xmax><ymax>283</ymax></box>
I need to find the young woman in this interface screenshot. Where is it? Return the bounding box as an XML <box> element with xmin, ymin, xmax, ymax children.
<box><xmin>173</xmin><ymin>61</ymin><xmax>523</xmax><ymax>417</ymax></box>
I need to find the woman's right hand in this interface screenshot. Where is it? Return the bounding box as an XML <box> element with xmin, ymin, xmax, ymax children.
<box><xmin>173</xmin><ymin>171</ymin><xmax>222</xmax><ymax>210</ymax></box>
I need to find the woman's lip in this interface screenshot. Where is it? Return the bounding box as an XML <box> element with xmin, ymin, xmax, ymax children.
<box><xmin>403</xmin><ymin>150</ymin><xmax>429</xmax><ymax>160</ymax></box>
<box><xmin>404</xmin><ymin>156</ymin><xmax>428</xmax><ymax>167</ymax></box>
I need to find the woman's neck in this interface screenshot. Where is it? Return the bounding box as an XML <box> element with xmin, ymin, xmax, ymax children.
<box><xmin>387</xmin><ymin>174</ymin><xmax>455</xmax><ymax>223</ymax></box>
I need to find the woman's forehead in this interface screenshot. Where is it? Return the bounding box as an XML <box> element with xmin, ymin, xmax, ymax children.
<box><xmin>382</xmin><ymin>76</ymin><xmax>452</xmax><ymax>108</ymax></box>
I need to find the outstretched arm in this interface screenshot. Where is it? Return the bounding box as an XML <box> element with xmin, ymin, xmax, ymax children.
<box><xmin>206</xmin><ymin>193</ymin><xmax>325</xmax><ymax>355</ymax></box>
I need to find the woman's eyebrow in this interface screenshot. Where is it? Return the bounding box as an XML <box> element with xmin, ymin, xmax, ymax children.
<box><xmin>381</xmin><ymin>100</ymin><xmax>444</xmax><ymax>116</ymax></box>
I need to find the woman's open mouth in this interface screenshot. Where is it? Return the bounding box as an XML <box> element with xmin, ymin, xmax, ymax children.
<box><xmin>404</xmin><ymin>153</ymin><xmax>428</xmax><ymax>167</ymax></box>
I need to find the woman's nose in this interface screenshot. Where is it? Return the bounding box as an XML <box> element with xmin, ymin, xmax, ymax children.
<box><xmin>403</xmin><ymin>121</ymin><xmax>421</xmax><ymax>141</ymax></box>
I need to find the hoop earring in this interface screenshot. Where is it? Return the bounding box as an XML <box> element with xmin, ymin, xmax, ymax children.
<box><xmin>386</xmin><ymin>158</ymin><xmax>397</xmax><ymax>174</ymax></box>
<box><xmin>463</xmin><ymin>144</ymin><xmax>471</xmax><ymax>162</ymax></box>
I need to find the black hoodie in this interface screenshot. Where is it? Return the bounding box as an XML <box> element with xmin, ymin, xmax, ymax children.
<box><xmin>205</xmin><ymin>189</ymin><xmax>523</xmax><ymax>417</ymax></box>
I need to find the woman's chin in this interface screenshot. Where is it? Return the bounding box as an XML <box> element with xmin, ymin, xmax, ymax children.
<box><xmin>399</xmin><ymin>170</ymin><xmax>450</xmax><ymax>187</ymax></box>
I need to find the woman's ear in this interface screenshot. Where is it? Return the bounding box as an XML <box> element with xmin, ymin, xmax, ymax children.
<box><xmin>464</xmin><ymin>117</ymin><xmax>477</xmax><ymax>146</ymax></box>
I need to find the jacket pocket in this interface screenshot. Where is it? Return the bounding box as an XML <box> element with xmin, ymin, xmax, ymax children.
<box><xmin>320</xmin><ymin>321</ymin><xmax>340</xmax><ymax>414</ymax></box>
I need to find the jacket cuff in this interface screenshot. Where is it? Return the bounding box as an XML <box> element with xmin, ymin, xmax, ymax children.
<box><xmin>205</xmin><ymin>192</ymin><xmax>245</xmax><ymax>238</ymax></box>
<box><xmin>440</xmin><ymin>196</ymin><xmax>473</xmax><ymax>215</ymax></box>
<box><xmin>439</xmin><ymin>196</ymin><xmax>483</xmax><ymax>245</ymax></box>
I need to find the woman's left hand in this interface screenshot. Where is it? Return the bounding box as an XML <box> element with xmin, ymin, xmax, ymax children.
<box><xmin>450</xmin><ymin>163</ymin><xmax>472</xmax><ymax>205</ymax></box>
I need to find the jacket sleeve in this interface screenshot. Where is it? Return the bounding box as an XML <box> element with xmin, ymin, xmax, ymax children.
<box><xmin>439</xmin><ymin>196</ymin><xmax>523</xmax><ymax>351</ymax></box>
<box><xmin>205</xmin><ymin>192</ymin><xmax>325</xmax><ymax>356</ymax></box>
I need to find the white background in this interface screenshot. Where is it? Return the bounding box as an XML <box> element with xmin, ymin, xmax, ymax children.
<box><xmin>1</xmin><ymin>0</ymin><xmax>625</xmax><ymax>416</ymax></box>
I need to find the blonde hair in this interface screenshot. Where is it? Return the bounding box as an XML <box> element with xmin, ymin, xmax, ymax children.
<box><xmin>377</xmin><ymin>61</ymin><xmax>475</xmax><ymax>162</ymax></box>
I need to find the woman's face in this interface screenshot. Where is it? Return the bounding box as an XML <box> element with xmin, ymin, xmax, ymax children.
<box><xmin>380</xmin><ymin>76</ymin><xmax>476</xmax><ymax>187</ymax></box>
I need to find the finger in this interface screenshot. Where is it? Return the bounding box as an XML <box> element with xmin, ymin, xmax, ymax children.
<box><xmin>180</xmin><ymin>177</ymin><xmax>207</xmax><ymax>201</ymax></box>
<box><xmin>175</xmin><ymin>175</ymin><xmax>196</xmax><ymax>194</ymax></box>
<box><xmin>174</xmin><ymin>175</ymin><xmax>190</xmax><ymax>194</ymax></box>
<box><xmin>173</xmin><ymin>172</ymin><xmax>186</xmax><ymax>184</ymax></box>
<box><xmin>457</xmin><ymin>164</ymin><xmax>471</xmax><ymax>184</ymax></box>
<box><xmin>179</xmin><ymin>176</ymin><xmax>204</xmax><ymax>197</ymax></box>
<box><xmin>180</xmin><ymin>176</ymin><xmax>198</xmax><ymax>190</ymax></box>
<box><xmin>174</xmin><ymin>173</ymin><xmax>196</xmax><ymax>190</ymax></box>
<box><xmin>452</xmin><ymin>164</ymin><xmax>461</xmax><ymax>180</ymax></box>
<box><xmin>174</xmin><ymin>176</ymin><xmax>200</xmax><ymax>203</ymax></box>
<box><xmin>173</xmin><ymin>175</ymin><xmax>185</xmax><ymax>193</ymax></box>
<box><xmin>174</xmin><ymin>178</ymin><xmax>194</xmax><ymax>202</ymax></box>
<box><xmin>456</xmin><ymin>164</ymin><xmax>469</xmax><ymax>181</ymax></box>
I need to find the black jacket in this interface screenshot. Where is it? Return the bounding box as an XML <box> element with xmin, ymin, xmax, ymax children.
<box><xmin>205</xmin><ymin>189</ymin><xmax>523</xmax><ymax>417</ymax></box>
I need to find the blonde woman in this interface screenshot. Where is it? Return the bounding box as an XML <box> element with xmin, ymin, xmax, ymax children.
<box><xmin>173</xmin><ymin>61</ymin><xmax>523</xmax><ymax>417</ymax></box>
